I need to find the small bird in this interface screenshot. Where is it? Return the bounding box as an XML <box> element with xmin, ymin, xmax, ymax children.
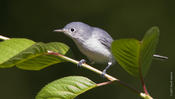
<box><xmin>54</xmin><ymin>22</ymin><xmax>168</xmax><ymax>76</ymax></box>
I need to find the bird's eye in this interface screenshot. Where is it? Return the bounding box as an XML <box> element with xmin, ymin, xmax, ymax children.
<box><xmin>70</xmin><ymin>28</ymin><xmax>75</xmax><ymax>32</ymax></box>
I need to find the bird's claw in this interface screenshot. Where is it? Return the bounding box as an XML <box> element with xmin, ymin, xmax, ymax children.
<box><xmin>77</xmin><ymin>59</ymin><xmax>86</xmax><ymax>67</ymax></box>
<box><xmin>101</xmin><ymin>70</ymin><xmax>107</xmax><ymax>78</ymax></box>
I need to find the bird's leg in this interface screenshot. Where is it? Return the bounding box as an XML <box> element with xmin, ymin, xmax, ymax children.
<box><xmin>77</xmin><ymin>59</ymin><xmax>86</xmax><ymax>67</ymax></box>
<box><xmin>102</xmin><ymin>62</ymin><xmax>112</xmax><ymax>77</ymax></box>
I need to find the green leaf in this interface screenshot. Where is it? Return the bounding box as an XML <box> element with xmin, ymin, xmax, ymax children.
<box><xmin>0</xmin><ymin>38</ymin><xmax>36</xmax><ymax>67</ymax></box>
<box><xmin>16</xmin><ymin>42</ymin><xmax>72</xmax><ymax>70</ymax></box>
<box><xmin>111</xmin><ymin>39</ymin><xmax>140</xmax><ymax>76</ymax></box>
<box><xmin>36</xmin><ymin>76</ymin><xmax>97</xmax><ymax>99</ymax></box>
<box><xmin>111</xmin><ymin>27</ymin><xmax>159</xmax><ymax>77</ymax></box>
<box><xmin>0</xmin><ymin>41</ymin><xmax>72</xmax><ymax>70</ymax></box>
<box><xmin>140</xmin><ymin>27</ymin><xmax>159</xmax><ymax>76</ymax></box>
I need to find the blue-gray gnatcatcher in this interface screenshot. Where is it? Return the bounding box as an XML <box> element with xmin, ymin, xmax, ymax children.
<box><xmin>54</xmin><ymin>22</ymin><xmax>168</xmax><ymax>76</ymax></box>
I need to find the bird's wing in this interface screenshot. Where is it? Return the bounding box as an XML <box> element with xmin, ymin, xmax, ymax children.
<box><xmin>99</xmin><ymin>38</ymin><xmax>113</xmax><ymax>49</ymax></box>
<box><xmin>93</xmin><ymin>27</ymin><xmax>114</xmax><ymax>49</ymax></box>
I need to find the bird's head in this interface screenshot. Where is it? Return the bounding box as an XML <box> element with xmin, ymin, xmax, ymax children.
<box><xmin>54</xmin><ymin>22</ymin><xmax>92</xmax><ymax>40</ymax></box>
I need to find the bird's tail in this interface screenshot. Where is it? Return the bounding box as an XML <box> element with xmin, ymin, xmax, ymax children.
<box><xmin>153</xmin><ymin>54</ymin><xmax>168</xmax><ymax>60</ymax></box>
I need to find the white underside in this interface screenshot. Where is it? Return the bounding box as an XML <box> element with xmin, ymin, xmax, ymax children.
<box><xmin>73</xmin><ymin>36</ymin><xmax>112</xmax><ymax>64</ymax></box>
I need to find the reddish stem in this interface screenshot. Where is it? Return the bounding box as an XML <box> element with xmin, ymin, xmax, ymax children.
<box><xmin>138</xmin><ymin>41</ymin><xmax>149</xmax><ymax>95</ymax></box>
<box><xmin>140</xmin><ymin>75</ymin><xmax>149</xmax><ymax>95</ymax></box>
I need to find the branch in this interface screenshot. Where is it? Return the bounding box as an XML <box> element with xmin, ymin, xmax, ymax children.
<box><xmin>0</xmin><ymin>35</ymin><xmax>153</xmax><ymax>99</ymax></box>
<box><xmin>48</xmin><ymin>51</ymin><xmax>117</xmax><ymax>81</ymax></box>
<box><xmin>47</xmin><ymin>51</ymin><xmax>154</xmax><ymax>99</ymax></box>
<box><xmin>0</xmin><ymin>35</ymin><xmax>10</xmax><ymax>40</ymax></box>
<box><xmin>47</xmin><ymin>51</ymin><xmax>141</xmax><ymax>95</ymax></box>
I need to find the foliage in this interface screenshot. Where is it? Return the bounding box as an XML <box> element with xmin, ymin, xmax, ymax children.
<box><xmin>36</xmin><ymin>76</ymin><xmax>96</xmax><ymax>99</ymax></box>
<box><xmin>0</xmin><ymin>26</ymin><xmax>160</xmax><ymax>99</ymax></box>
<box><xmin>0</xmin><ymin>39</ymin><xmax>72</xmax><ymax>70</ymax></box>
<box><xmin>111</xmin><ymin>27</ymin><xmax>159</xmax><ymax>77</ymax></box>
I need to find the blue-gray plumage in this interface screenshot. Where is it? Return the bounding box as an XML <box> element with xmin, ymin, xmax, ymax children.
<box><xmin>54</xmin><ymin>22</ymin><xmax>168</xmax><ymax>76</ymax></box>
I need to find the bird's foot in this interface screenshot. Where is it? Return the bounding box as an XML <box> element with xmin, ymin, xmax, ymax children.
<box><xmin>101</xmin><ymin>62</ymin><xmax>112</xmax><ymax>78</ymax></box>
<box><xmin>101</xmin><ymin>69</ymin><xmax>107</xmax><ymax>78</ymax></box>
<box><xmin>77</xmin><ymin>59</ymin><xmax>86</xmax><ymax>67</ymax></box>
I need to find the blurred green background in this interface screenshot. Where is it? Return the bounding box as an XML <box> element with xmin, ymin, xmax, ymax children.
<box><xmin>0</xmin><ymin>0</ymin><xmax>174</xmax><ymax>99</ymax></box>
